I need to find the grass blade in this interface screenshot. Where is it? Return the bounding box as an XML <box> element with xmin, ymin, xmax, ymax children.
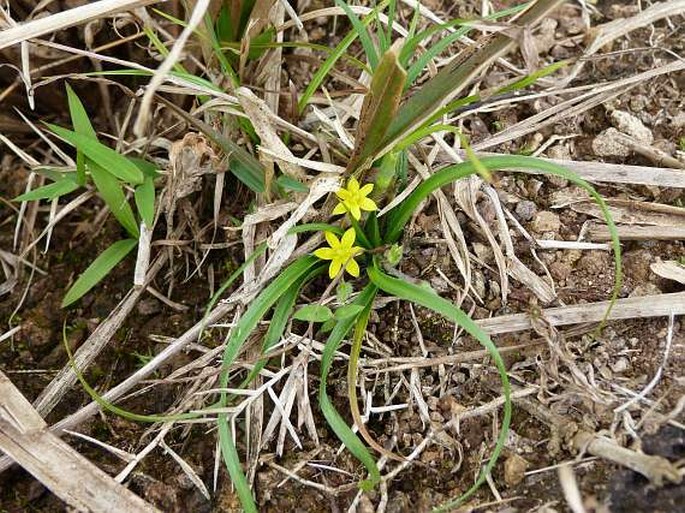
<box><xmin>134</xmin><ymin>175</ymin><xmax>155</xmax><ymax>227</ymax></box>
<box><xmin>62</xmin><ymin>239</ymin><xmax>137</xmax><ymax>307</ymax></box>
<box><xmin>14</xmin><ymin>177</ymin><xmax>79</xmax><ymax>202</ymax></box>
<box><xmin>368</xmin><ymin>265</ymin><xmax>510</xmax><ymax>509</ymax></box>
<box><xmin>89</xmin><ymin>162</ymin><xmax>140</xmax><ymax>238</ymax></box>
<box><xmin>216</xmin><ymin>256</ymin><xmax>322</xmax><ymax>512</ymax></box>
<box><xmin>319</xmin><ymin>283</ymin><xmax>380</xmax><ymax>488</ymax></box>
<box><xmin>373</xmin><ymin>0</ymin><xmax>564</xmax><ymax>163</ymax></box>
<box><xmin>65</xmin><ymin>83</ymin><xmax>97</xmax><ymax>186</ymax></box>
<box><xmin>384</xmin><ymin>155</ymin><xmax>622</xmax><ymax>320</ymax></box>
<box><xmin>298</xmin><ymin>0</ymin><xmax>390</xmax><ymax>112</ymax></box>
<box><xmin>335</xmin><ymin>0</ymin><xmax>378</xmax><ymax>70</ymax></box>
<box><xmin>46</xmin><ymin>123</ymin><xmax>144</xmax><ymax>185</ymax></box>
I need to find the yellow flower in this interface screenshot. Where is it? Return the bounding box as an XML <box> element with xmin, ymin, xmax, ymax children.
<box><xmin>313</xmin><ymin>228</ymin><xmax>363</xmax><ymax>279</ymax></box>
<box><xmin>333</xmin><ymin>177</ymin><xmax>377</xmax><ymax>220</ymax></box>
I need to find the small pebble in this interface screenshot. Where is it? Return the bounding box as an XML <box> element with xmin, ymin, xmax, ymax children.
<box><xmin>531</xmin><ymin>211</ymin><xmax>561</xmax><ymax>233</ymax></box>
<box><xmin>515</xmin><ymin>200</ymin><xmax>537</xmax><ymax>222</ymax></box>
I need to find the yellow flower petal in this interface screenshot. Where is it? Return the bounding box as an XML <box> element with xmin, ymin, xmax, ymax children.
<box><xmin>345</xmin><ymin>258</ymin><xmax>360</xmax><ymax>277</ymax></box>
<box><xmin>350</xmin><ymin>204</ymin><xmax>361</xmax><ymax>220</ymax></box>
<box><xmin>336</xmin><ymin>189</ymin><xmax>350</xmax><ymax>201</ymax></box>
<box><xmin>314</xmin><ymin>248</ymin><xmax>334</xmax><ymax>260</ymax></box>
<box><xmin>332</xmin><ymin>203</ymin><xmax>347</xmax><ymax>216</ymax></box>
<box><xmin>329</xmin><ymin>259</ymin><xmax>342</xmax><ymax>279</ymax></box>
<box><xmin>360</xmin><ymin>183</ymin><xmax>374</xmax><ymax>196</ymax></box>
<box><xmin>347</xmin><ymin>177</ymin><xmax>360</xmax><ymax>193</ymax></box>
<box><xmin>359</xmin><ymin>197</ymin><xmax>377</xmax><ymax>211</ymax></box>
<box><xmin>341</xmin><ymin>228</ymin><xmax>356</xmax><ymax>248</ymax></box>
<box><xmin>325</xmin><ymin>231</ymin><xmax>339</xmax><ymax>248</ymax></box>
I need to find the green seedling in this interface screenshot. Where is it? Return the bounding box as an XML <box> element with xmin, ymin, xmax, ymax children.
<box><xmin>14</xmin><ymin>84</ymin><xmax>159</xmax><ymax>307</ymax></box>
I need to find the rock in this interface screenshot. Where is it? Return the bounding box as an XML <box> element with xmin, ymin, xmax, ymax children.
<box><xmin>611</xmin><ymin>357</ymin><xmax>630</xmax><ymax>374</ymax></box>
<box><xmin>504</xmin><ymin>454</ymin><xmax>529</xmax><ymax>486</ymax></box>
<box><xmin>610</xmin><ymin>110</ymin><xmax>653</xmax><ymax>144</ymax></box>
<box><xmin>550</xmin><ymin>261</ymin><xmax>573</xmax><ymax>282</ymax></box>
<box><xmin>547</xmin><ymin>144</ymin><xmax>572</xmax><ymax>161</ymax></box>
<box><xmin>515</xmin><ymin>200</ymin><xmax>537</xmax><ymax>222</ymax></box>
<box><xmin>593</xmin><ymin>127</ymin><xmax>631</xmax><ymax>157</ymax></box>
<box><xmin>629</xmin><ymin>282</ymin><xmax>662</xmax><ymax>297</ymax></box>
<box><xmin>531</xmin><ymin>211</ymin><xmax>561</xmax><ymax>234</ymax></box>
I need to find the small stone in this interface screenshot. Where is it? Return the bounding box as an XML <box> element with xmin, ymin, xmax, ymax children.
<box><xmin>547</xmin><ymin>144</ymin><xmax>572</xmax><ymax>161</ymax></box>
<box><xmin>610</xmin><ymin>110</ymin><xmax>653</xmax><ymax>144</ymax></box>
<box><xmin>550</xmin><ymin>261</ymin><xmax>573</xmax><ymax>282</ymax></box>
<box><xmin>629</xmin><ymin>282</ymin><xmax>662</xmax><ymax>297</ymax></box>
<box><xmin>515</xmin><ymin>200</ymin><xmax>537</xmax><ymax>222</ymax></box>
<box><xmin>473</xmin><ymin>242</ymin><xmax>494</xmax><ymax>262</ymax></box>
<box><xmin>504</xmin><ymin>454</ymin><xmax>529</xmax><ymax>486</ymax></box>
<box><xmin>592</xmin><ymin>127</ymin><xmax>631</xmax><ymax>157</ymax></box>
<box><xmin>531</xmin><ymin>211</ymin><xmax>561</xmax><ymax>233</ymax></box>
<box><xmin>611</xmin><ymin>357</ymin><xmax>630</xmax><ymax>373</ymax></box>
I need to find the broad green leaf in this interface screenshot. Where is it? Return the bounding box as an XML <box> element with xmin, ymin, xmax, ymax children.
<box><xmin>65</xmin><ymin>83</ymin><xmax>97</xmax><ymax>139</ymax></box>
<box><xmin>348</xmin><ymin>42</ymin><xmax>407</xmax><ymax>175</ymax></box>
<box><xmin>276</xmin><ymin>174</ymin><xmax>309</xmax><ymax>193</ymax></box>
<box><xmin>336</xmin><ymin>0</ymin><xmax>378</xmax><ymax>70</ymax></box>
<box><xmin>129</xmin><ymin>157</ymin><xmax>159</xmax><ymax>178</ymax></box>
<box><xmin>46</xmin><ymin>124</ymin><xmax>144</xmax><ymax>185</ymax></box>
<box><xmin>293</xmin><ymin>304</ymin><xmax>333</xmax><ymax>323</ymax></box>
<box><xmin>66</xmin><ymin>83</ymin><xmax>97</xmax><ymax>186</ymax></box>
<box><xmin>319</xmin><ymin>284</ymin><xmax>380</xmax><ymax>487</ymax></box>
<box><xmin>334</xmin><ymin>304</ymin><xmax>364</xmax><ymax>320</ymax></box>
<box><xmin>90</xmin><ymin>161</ymin><xmax>139</xmax><ymax>238</ymax></box>
<box><xmin>14</xmin><ymin>177</ymin><xmax>79</xmax><ymax>202</ymax></box>
<box><xmin>134</xmin><ymin>176</ymin><xmax>155</xmax><ymax>227</ymax></box>
<box><xmin>373</xmin><ymin>0</ymin><xmax>564</xmax><ymax>163</ymax></box>
<box><xmin>368</xmin><ymin>265</ymin><xmax>509</xmax><ymax>509</ymax></box>
<box><xmin>62</xmin><ymin>239</ymin><xmax>137</xmax><ymax>307</ymax></box>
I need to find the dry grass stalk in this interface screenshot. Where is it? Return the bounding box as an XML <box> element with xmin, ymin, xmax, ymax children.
<box><xmin>0</xmin><ymin>0</ymin><xmax>160</xmax><ymax>50</ymax></box>
<box><xmin>477</xmin><ymin>292</ymin><xmax>685</xmax><ymax>335</ymax></box>
<box><xmin>0</xmin><ymin>372</ymin><xmax>160</xmax><ymax>512</ymax></box>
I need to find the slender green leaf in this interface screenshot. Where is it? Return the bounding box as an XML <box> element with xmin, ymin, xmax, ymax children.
<box><xmin>373</xmin><ymin>0</ymin><xmax>564</xmax><ymax>163</ymax></box>
<box><xmin>288</xmin><ymin>223</ymin><xmax>344</xmax><ymax>236</ymax></box>
<box><xmin>66</xmin><ymin>83</ymin><xmax>97</xmax><ymax>186</ymax></box>
<box><xmin>129</xmin><ymin>157</ymin><xmax>159</xmax><ymax>178</ymax></box>
<box><xmin>298</xmin><ymin>0</ymin><xmax>390</xmax><ymax>112</ymax></box>
<box><xmin>62</xmin><ymin>239</ymin><xmax>137</xmax><ymax>307</ymax></box>
<box><xmin>216</xmin><ymin>256</ymin><xmax>322</xmax><ymax>513</ymax></box>
<box><xmin>319</xmin><ymin>283</ymin><xmax>380</xmax><ymax>487</ymax></box>
<box><xmin>293</xmin><ymin>304</ymin><xmax>333</xmax><ymax>323</ymax></box>
<box><xmin>14</xmin><ymin>177</ymin><xmax>79</xmax><ymax>202</ymax></box>
<box><xmin>404</xmin><ymin>3</ymin><xmax>528</xmax><ymax>86</ymax></box>
<box><xmin>134</xmin><ymin>176</ymin><xmax>155</xmax><ymax>227</ymax></box>
<box><xmin>199</xmin><ymin>243</ymin><xmax>269</xmax><ymax>342</ymax></box>
<box><xmin>368</xmin><ymin>265</ymin><xmax>510</xmax><ymax>509</ymax></box>
<box><xmin>89</xmin><ymin>162</ymin><xmax>139</xmax><ymax>238</ymax></box>
<box><xmin>383</xmin><ymin>155</ymin><xmax>623</xmax><ymax>320</ymax></box>
<box><xmin>46</xmin><ymin>124</ymin><xmax>144</xmax><ymax>185</ymax></box>
<box><xmin>63</xmin><ymin>322</ymin><xmax>205</xmax><ymax>422</ymax></box>
<box><xmin>335</xmin><ymin>0</ymin><xmax>378</xmax><ymax>69</ymax></box>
